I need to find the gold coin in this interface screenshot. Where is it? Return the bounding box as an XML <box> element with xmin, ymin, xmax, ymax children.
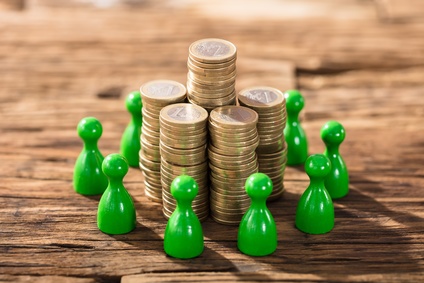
<box><xmin>208</xmin><ymin>148</ymin><xmax>256</xmax><ymax>163</ymax></box>
<box><xmin>160</xmin><ymin>167</ymin><xmax>208</xmax><ymax>183</ymax></box>
<box><xmin>160</xmin><ymin>149</ymin><xmax>207</xmax><ymax>165</ymax></box>
<box><xmin>238</xmin><ymin>86</ymin><xmax>284</xmax><ymax>110</ymax></box>
<box><xmin>187</xmin><ymin>81</ymin><xmax>235</xmax><ymax>95</ymax></box>
<box><xmin>145</xmin><ymin>188</ymin><xmax>162</xmax><ymax>203</ymax></box>
<box><xmin>209</xmin><ymin>126</ymin><xmax>257</xmax><ymax>140</ymax></box>
<box><xmin>160</xmin><ymin>129</ymin><xmax>207</xmax><ymax>142</ymax></box>
<box><xmin>187</xmin><ymin>89</ymin><xmax>236</xmax><ymax>102</ymax></box>
<box><xmin>159</xmin><ymin>122</ymin><xmax>207</xmax><ymax>137</ymax></box>
<box><xmin>210</xmin><ymin>207</ymin><xmax>246</xmax><ymax>219</ymax></box>
<box><xmin>210</xmin><ymin>106</ymin><xmax>258</xmax><ymax>129</ymax></box>
<box><xmin>160</xmin><ymin>141</ymin><xmax>206</xmax><ymax>155</ymax></box>
<box><xmin>188</xmin><ymin>68</ymin><xmax>237</xmax><ymax>81</ymax></box>
<box><xmin>187</xmin><ymin>74</ymin><xmax>236</xmax><ymax>89</ymax></box>
<box><xmin>188</xmin><ymin>61</ymin><xmax>236</xmax><ymax>76</ymax></box>
<box><xmin>141</xmin><ymin>118</ymin><xmax>160</xmax><ymax>133</ymax></box>
<box><xmin>142</xmin><ymin>111</ymin><xmax>160</xmax><ymax>129</ymax></box>
<box><xmin>211</xmin><ymin>132</ymin><xmax>259</xmax><ymax>148</ymax></box>
<box><xmin>161</xmin><ymin>158</ymin><xmax>208</xmax><ymax>172</ymax></box>
<box><xmin>160</xmin><ymin>135</ymin><xmax>207</xmax><ymax>150</ymax></box>
<box><xmin>188</xmin><ymin>91</ymin><xmax>236</xmax><ymax>106</ymax></box>
<box><xmin>140</xmin><ymin>80</ymin><xmax>186</xmax><ymax>105</ymax></box>
<box><xmin>188</xmin><ymin>73</ymin><xmax>236</xmax><ymax>86</ymax></box>
<box><xmin>189</xmin><ymin>38</ymin><xmax>237</xmax><ymax>64</ymax></box>
<box><xmin>209</xmin><ymin>163</ymin><xmax>258</xmax><ymax>179</ymax></box>
<box><xmin>159</xmin><ymin>103</ymin><xmax>208</xmax><ymax>128</ymax></box>
<box><xmin>141</xmin><ymin>124</ymin><xmax>160</xmax><ymax>139</ymax></box>
<box><xmin>210</xmin><ymin>184</ymin><xmax>246</xmax><ymax>196</ymax></box>
<box><xmin>208</xmin><ymin>120</ymin><xmax>256</xmax><ymax>134</ymax></box>
<box><xmin>208</xmin><ymin>151</ymin><xmax>256</xmax><ymax>166</ymax></box>
<box><xmin>188</xmin><ymin>56</ymin><xmax>236</xmax><ymax>69</ymax></box>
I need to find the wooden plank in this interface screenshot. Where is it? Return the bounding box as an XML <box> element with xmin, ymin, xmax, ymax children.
<box><xmin>122</xmin><ymin>271</ymin><xmax>424</xmax><ymax>283</ymax></box>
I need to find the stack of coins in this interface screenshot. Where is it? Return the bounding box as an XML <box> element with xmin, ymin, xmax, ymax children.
<box><xmin>208</xmin><ymin>106</ymin><xmax>259</xmax><ymax>225</ymax></box>
<box><xmin>187</xmin><ymin>38</ymin><xmax>237</xmax><ymax>112</ymax></box>
<box><xmin>159</xmin><ymin>103</ymin><xmax>209</xmax><ymax>221</ymax></box>
<box><xmin>139</xmin><ymin>80</ymin><xmax>187</xmax><ymax>202</ymax></box>
<box><xmin>238</xmin><ymin>86</ymin><xmax>288</xmax><ymax>200</ymax></box>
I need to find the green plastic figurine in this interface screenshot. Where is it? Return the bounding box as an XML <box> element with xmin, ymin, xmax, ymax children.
<box><xmin>73</xmin><ymin>117</ymin><xmax>108</xmax><ymax>195</ymax></box>
<box><xmin>120</xmin><ymin>91</ymin><xmax>142</xmax><ymax>167</ymax></box>
<box><xmin>238</xmin><ymin>173</ymin><xmax>277</xmax><ymax>256</ymax></box>
<box><xmin>295</xmin><ymin>154</ymin><xmax>334</xmax><ymax>234</ymax></box>
<box><xmin>164</xmin><ymin>175</ymin><xmax>204</xmax><ymax>259</ymax></box>
<box><xmin>284</xmin><ymin>90</ymin><xmax>308</xmax><ymax>165</ymax></box>
<box><xmin>97</xmin><ymin>154</ymin><xmax>136</xmax><ymax>235</ymax></box>
<box><xmin>321</xmin><ymin>121</ymin><xmax>349</xmax><ymax>199</ymax></box>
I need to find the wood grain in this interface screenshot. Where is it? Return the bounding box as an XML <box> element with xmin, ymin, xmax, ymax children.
<box><xmin>0</xmin><ymin>0</ymin><xmax>423</xmax><ymax>282</ymax></box>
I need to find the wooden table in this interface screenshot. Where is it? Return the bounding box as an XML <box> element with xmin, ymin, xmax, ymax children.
<box><xmin>1</xmin><ymin>0</ymin><xmax>423</xmax><ymax>282</ymax></box>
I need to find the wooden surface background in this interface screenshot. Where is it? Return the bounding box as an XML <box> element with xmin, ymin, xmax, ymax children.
<box><xmin>0</xmin><ymin>0</ymin><xmax>423</xmax><ymax>282</ymax></box>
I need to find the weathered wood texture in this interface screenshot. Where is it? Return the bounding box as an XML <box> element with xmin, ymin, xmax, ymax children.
<box><xmin>0</xmin><ymin>0</ymin><xmax>423</xmax><ymax>282</ymax></box>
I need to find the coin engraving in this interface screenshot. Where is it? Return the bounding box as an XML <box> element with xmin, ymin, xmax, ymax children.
<box><xmin>245</xmin><ymin>89</ymin><xmax>278</xmax><ymax>104</ymax></box>
<box><xmin>147</xmin><ymin>83</ymin><xmax>179</xmax><ymax>97</ymax></box>
<box><xmin>195</xmin><ymin>41</ymin><xmax>230</xmax><ymax>57</ymax></box>
<box><xmin>216</xmin><ymin>108</ymin><xmax>253</xmax><ymax>124</ymax></box>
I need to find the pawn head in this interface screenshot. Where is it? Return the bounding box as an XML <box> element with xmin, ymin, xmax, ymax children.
<box><xmin>245</xmin><ymin>173</ymin><xmax>273</xmax><ymax>200</ymax></box>
<box><xmin>126</xmin><ymin>91</ymin><xmax>142</xmax><ymax>116</ymax></box>
<box><xmin>102</xmin><ymin>153</ymin><xmax>129</xmax><ymax>179</ymax></box>
<box><xmin>171</xmin><ymin>175</ymin><xmax>199</xmax><ymax>202</ymax></box>
<box><xmin>321</xmin><ymin>121</ymin><xmax>346</xmax><ymax>145</ymax></box>
<box><xmin>284</xmin><ymin>90</ymin><xmax>304</xmax><ymax>114</ymax></box>
<box><xmin>77</xmin><ymin>117</ymin><xmax>103</xmax><ymax>141</ymax></box>
<box><xmin>305</xmin><ymin>154</ymin><xmax>331</xmax><ymax>178</ymax></box>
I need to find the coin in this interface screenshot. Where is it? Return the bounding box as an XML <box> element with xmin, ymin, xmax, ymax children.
<box><xmin>140</xmin><ymin>80</ymin><xmax>187</xmax><ymax>106</ymax></box>
<box><xmin>159</xmin><ymin>103</ymin><xmax>208</xmax><ymax>128</ymax></box>
<box><xmin>189</xmin><ymin>38</ymin><xmax>237</xmax><ymax>64</ymax></box>
<box><xmin>238</xmin><ymin>86</ymin><xmax>285</xmax><ymax>111</ymax></box>
<box><xmin>210</xmin><ymin>106</ymin><xmax>258</xmax><ymax>129</ymax></box>
<box><xmin>188</xmin><ymin>56</ymin><xmax>236</xmax><ymax>69</ymax></box>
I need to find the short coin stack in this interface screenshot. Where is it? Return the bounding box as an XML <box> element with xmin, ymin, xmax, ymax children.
<box><xmin>187</xmin><ymin>38</ymin><xmax>237</xmax><ymax>112</ymax></box>
<box><xmin>208</xmin><ymin>106</ymin><xmax>259</xmax><ymax>225</ymax></box>
<box><xmin>159</xmin><ymin>103</ymin><xmax>209</xmax><ymax>221</ymax></box>
<box><xmin>139</xmin><ymin>80</ymin><xmax>187</xmax><ymax>202</ymax></box>
<box><xmin>238</xmin><ymin>86</ymin><xmax>287</xmax><ymax>200</ymax></box>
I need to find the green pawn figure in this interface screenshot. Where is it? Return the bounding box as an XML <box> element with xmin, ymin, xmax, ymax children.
<box><xmin>238</xmin><ymin>173</ymin><xmax>277</xmax><ymax>256</ymax></box>
<box><xmin>164</xmin><ymin>175</ymin><xmax>204</xmax><ymax>259</ymax></box>
<box><xmin>120</xmin><ymin>91</ymin><xmax>142</xmax><ymax>167</ymax></box>
<box><xmin>321</xmin><ymin>121</ymin><xmax>349</xmax><ymax>199</ymax></box>
<box><xmin>73</xmin><ymin>117</ymin><xmax>108</xmax><ymax>195</ymax></box>
<box><xmin>284</xmin><ymin>90</ymin><xmax>308</xmax><ymax>165</ymax></box>
<box><xmin>97</xmin><ymin>154</ymin><xmax>136</xmax><ymax>234</ymax></box>
<box><xmin>296</xmin><ymin>154</ymin><xmax>334</xmax><ymax>234</ymax></box>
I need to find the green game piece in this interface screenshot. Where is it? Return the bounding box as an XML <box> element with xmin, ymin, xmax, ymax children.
<box><xmin>97</xmin><ymin>154</ymin><xmax>136</xmax><ymax>235</ymax></box>
<box><xmin>73</xmin><ymin>117</ymin><xmax>108</xmax><ymax>195</ymax></box>
<box><xmin>284</xmin><ymin>90</ymin><xmax>308</xmax><ymax>165</ymax></box>
<box><xmin>164</xmin><ymin>175</ymin><xmax>204</xmax><ymax>259</ymax></box>
<box><xmin>295</xmin><ymin>154</ymin><xmax>334</xmax><ymax>234</ymax></box>
<box><xmin>321</xmin><ymin>121</ymin><xmax>349</xmax><ymax>199</ymax></box>
<box><xmin>238</xmin><ymin>173</ymin><xmax>277</xmax><ymax>256</ymax></box>
<box><xmin>120</xmin><ymin>91</ymin><xmax>142</xmax><ymax>167</ymax></box>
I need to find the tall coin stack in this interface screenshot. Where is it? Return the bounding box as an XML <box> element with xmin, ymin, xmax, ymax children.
<box><xmin>208</xmin><ymin>106</ymin><xmax>260</xmax><ymax>225</ymax></box>
<box><xmin>187</xmin><ymin>38</ymin><xmax>237</xmax><ymax>112</ymax></box>
<box><xmin>139</xmin><ymin>80</ymin><xmax>187</xmax><ymax>203</ymax></box>
<box><xmin>159</xmin><ymin>103</ymin><xmax>209</xmax><ymax>221</ymax></box>
<box><xmin>238</xmin><ymin>86</ymin><xmax>287</xmax><ymax>201</ymax></box>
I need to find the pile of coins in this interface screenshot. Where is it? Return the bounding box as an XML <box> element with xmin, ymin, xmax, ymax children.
<box><xmin>139</xmin><ymin>80</ymin><xmax>187</xmax><ymax>202</ymax></box>
<box><xmin>159</xmin><ymin>103</ymin><xmax>209</xmax><ymax>221</ymax></box>
<box><xmin>187</xmin><ymin>38</ymin><xmax>237</xmax><ymax>112</ymax></box>
<box><xmin>208</xmin><ymin>106</ymin><xmax>259</xmax><ymax>225</ymax></box>
<box><xmin>238</xmin><ymin>86</ymin><xmax>287</xmax><ymax>200</ymax></box>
